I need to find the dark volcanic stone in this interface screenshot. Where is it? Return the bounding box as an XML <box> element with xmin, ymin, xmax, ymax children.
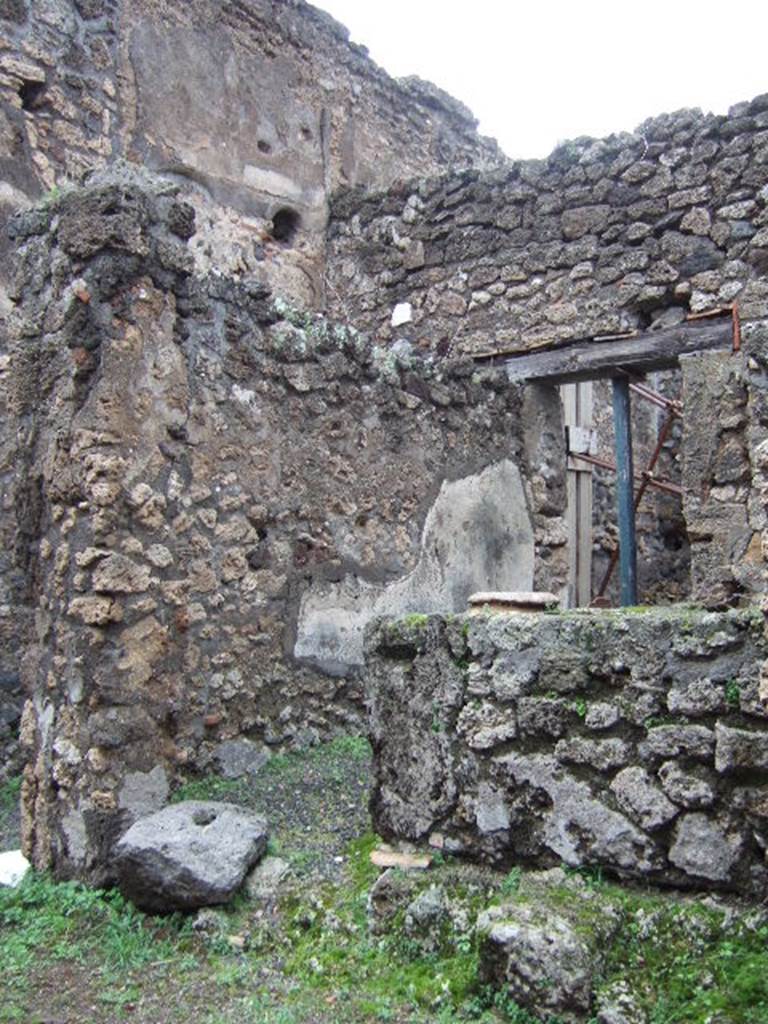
<box><xmin>0</xmin><ymin>0</ymin><xmax>27</xmax><ymax>23</ymax></box>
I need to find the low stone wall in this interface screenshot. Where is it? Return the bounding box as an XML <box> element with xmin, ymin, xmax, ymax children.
<box><xmin>365</xmin><ymin>608</ymin><xmax>768</xmax><ymax>896</ymax></box>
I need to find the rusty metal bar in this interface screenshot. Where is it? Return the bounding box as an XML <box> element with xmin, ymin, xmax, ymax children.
<box><xmin>628</xmin><ymin>380</ymin><xmax>683</xmax><ymax>416</ymax></box>
<box><xmin>570</xmin><ymin>451</ymin><xmax>683</xmax><ymax>496</ymax></box>
<box><xmin>686</xmin><ymin>305</ymin><xmax>734</xmax><ymax>321</ymax></box>
<box><xmin>684</xmin><ymin>302</ymin><xmax>741</xmax><ymax>353</ymax></box>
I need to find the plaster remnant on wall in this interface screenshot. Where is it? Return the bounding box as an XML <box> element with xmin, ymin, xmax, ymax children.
<box><xmin>294</xmin><ymin>460</ymin><xmax>534</xmax><ymax>673</ymax></box>
<box><xmin>391</xmin><ymin>302</ymin><xmax>413</xmax><ymax>327</ymax></box>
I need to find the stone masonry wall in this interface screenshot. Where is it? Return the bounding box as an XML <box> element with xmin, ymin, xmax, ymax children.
<box><xmin>681</xmin><ymin>339</ymin><xmax>768</xmax><ymax>608</ymax></box>
<box><xmin>366</xmin><ymin>609</ymin><xmax>768</xmax><ymax>898</ymax></box>
<box><xmin>327</xmin><ymin>96</ymin><xmax>768</xmax><ymax>355</ymax></box>
<box><xmin>5</xmin><ymin>169</ymin><xmax>559</xmax><ymax>881</ymax></box>
<box><xmin>0</xmin><ymin>0</ymin><xmax>503</xmax><ymax>316</ymax></box>
<box><xmin>327</xmin><ymin>96</ymin><xmax>768</xmax><ymax>607</ymax></box>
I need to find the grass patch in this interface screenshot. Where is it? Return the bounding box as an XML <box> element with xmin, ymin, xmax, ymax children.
<box><xmin>173</xmin><ymin>736</ymin><xmax>372</xmax><ymax>806</ymax></box>
<box><xmin>402</xmin><ymin>614</ymin><xmax>430</xmax><ymax>629</ymax></box>
<box><xmin>602</xmin><ymin>890</ymin><xmax>768</xmax><ymax>1023</ymax></box>
<box><xmin>261</xmin><ymin>734</ymin><xmax>371</xmax><ymax>788</ymax></box>
<box><xmin>172</xmin><ymin>775</ymin><xmax>248</xmax><ymax>804</ymax></box>
<box><xmin>4</xmin><ymin>738</ymin><xmax>768</xmax><ymax>1024</ymax></box>
<box><xmin>0</xmin><ymin>775</ymin><xmax>21</xmax><ymax>813</ymax></box>
<box><xmin>0</xmin><ymin>775</ymin><xmax>21</xmax><ymax>836</ymax></box>
<box><xmin>0</xmin><ymin>872</ymin><xmax>195</xmax><ymax>1019</ymax></box>
<box><xmin>4</xmin><ymin>856</ymin><xmax>768</xmax><ymax>1024</ymax></box>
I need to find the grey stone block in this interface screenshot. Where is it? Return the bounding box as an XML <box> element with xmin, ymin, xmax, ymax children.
<box><xmin>715</xmin><ymin>722</ymin><xmax>768</xmax><ymax>773</ymax></box>
<box><xmin>639</xmin><ymin>725</ymin><xmax>715</xmax><ymax>764</ymax></box>
<box><xmin>668</xmin><ymin>812</ymin><xmax>741</xmax><ymax>881</ymax></box>
<box><xmin>115</xmin><ymin>801</ymin><xmax>268</xmax><ymax>912</ymax></box>
<box><xmin>610</xmin><ymin>767</ymin><xmax>678</xmax><ymax>831</ymax></box>
<box><xmin>658</xmin><ymin>761</ymin><xmax>717</xmax><ymax>809</ymax></box>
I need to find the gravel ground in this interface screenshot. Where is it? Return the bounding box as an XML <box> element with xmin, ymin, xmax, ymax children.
<box><xmin>171</xmin><ymin>735</ymin><xmax>374</xmax><ymax>882</ymax></box>
<box><xmin>231</xmin><ymin>737</ymin><xmax>373</xmax><ymax>881</ymax></box>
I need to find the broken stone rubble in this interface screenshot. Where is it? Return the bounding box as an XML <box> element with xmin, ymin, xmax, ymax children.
<box><xmin>478</xmin><ymin>879</ymin><xmax>622</xmax><ymax>1020</ymax></box>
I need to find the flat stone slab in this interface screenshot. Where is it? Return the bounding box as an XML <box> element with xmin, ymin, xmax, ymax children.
<box><xmin>468</xmin><ymin>591</ymin><xmax>559</xmax><ymax>614</ymax></box>
<box><xmin>115</xmin><ymin>801</ymin><xmax>268</xmax><ymax>912</ymax></box>
<box><xmin>214</xmin><ymin>739</ymin><xmax>271</xmax><ymax>779</ymax></box>
<box><xmin>370</xmin><ymin>848</ymin><xmax>432</xmax><ymax>870</ymax></box>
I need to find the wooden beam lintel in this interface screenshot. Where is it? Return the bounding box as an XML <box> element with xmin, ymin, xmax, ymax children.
<box><xmin>503</xmin><ymin>320</ymin><xmax>733</xmax><ymax>385</ymax></box>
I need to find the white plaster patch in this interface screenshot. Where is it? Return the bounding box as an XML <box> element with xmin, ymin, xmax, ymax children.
<box><xmin>0</xmin><ymin>850</ymin><xmax>30</xmax><ymax>888</ymax></box>
<box><xmin>232</xmin><ymin>384</ymin><xmax>256</xmax><ymax>406</ymax></box>
<box><xmin>53</xmin><ymin>737</ymin><xmax>82</xmax><ymax>766</ymax></box>
<box><xmin>62</xmin><ymin>809</ymin><xmax>87</xmax><ymax>866</ymax></box>
<box><xmin>294</xmin><ymin>459</ymin><xmax>534</xmax><ymax>672</ymax></box>
<box><xmin>37</xmin><ymin>699</ymin><xmax>55</xmax><ymax>749</ymax></box>
<box><xmin>391</xmin><ymin>302</ymin><xmax>413</xmax><ymax>327</ymax></box>
<box><xmin>475</xmin><ymin>783</ymin><xmax>511</xmax><ymax>833</ymax></box>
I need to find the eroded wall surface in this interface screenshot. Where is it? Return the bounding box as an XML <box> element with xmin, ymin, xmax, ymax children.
<box><xmin>0</xmin><ymin>0</ymin><xmax>503</xmax><ymax>314</ymax></box>
<box><xmin>366</xmin><ymin>609</ymin><xmax>768</xmax><ymax>897</ymax></box>
<box><xmin>4</xmin><ymin>172</ymin><xmax>556</xmax><ymax>880</ymax></box>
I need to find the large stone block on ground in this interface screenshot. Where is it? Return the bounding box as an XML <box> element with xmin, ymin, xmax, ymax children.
<box><xmin>114</xmin><ymin>801</ymin><xmax>268</xmax><ymax>912</ymax></box>
<box><xmin>477</xmin><ymin>870</ymin><xmax>622</xmax><ymax>1020</ymax></box>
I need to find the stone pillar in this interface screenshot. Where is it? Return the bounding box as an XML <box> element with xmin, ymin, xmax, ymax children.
<box><xmin>8</xmin><ymin>177</ymin><xmax>194</xmax><ymax>882</ymax></box>
<box><xmin>681</xmin><ymin>350</ymin><xmax>755</xmax><ymax>607</ymax></box>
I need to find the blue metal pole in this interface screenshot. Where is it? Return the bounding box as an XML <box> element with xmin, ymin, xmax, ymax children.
<box><xmin>612</xmin><ymin>376</ymin><xmax>638</xmax><ymax>606</ymax></box>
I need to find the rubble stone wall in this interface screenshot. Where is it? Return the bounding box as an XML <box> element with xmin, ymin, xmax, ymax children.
<box><xmin>366</xmin><ymin>609</ymin><xmax>768</xmax><ymax>897</ymax></box>
<box><xmin>0</xmin><ymin>0</ymin><xmax>502</xmax><ymax>314</ymax></box>
<box><xmin>327</xmin><ymin>96</ymin><xmax>768</xmax><ymax>356</ymax></box>
<box><xmin>5</xmin><ymin>171</ymin><xmax>561</xmax><ymax>881</ymax></box>
<box><xmin>681</xmin><ymin>339</ymin><xmax>768</xmax><ymax>608</ymax></box>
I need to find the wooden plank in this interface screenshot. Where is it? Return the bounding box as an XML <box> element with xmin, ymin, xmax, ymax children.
<box><xmin>503</xmin><ymin>320</ymin><xmax>732</xmax><ymax>385</ymax></box>
<box><xmin>370</xmin><ymin>849</ymin><xmax>432</xmax><ymax>870</ymax></box>
<box><xmin>562</xmin><ymin>382</ymin><xmax>593</xmax><ymax>608</ymax></box>
<box><xmin>612</xmin><ymin>378</ymin><xmax>638</xmax><ymax>606</ymax></box>
<box><xmin>576</xmin><ymin>466</ymin><xmax>593</xmax><ymax>605</ymax></box>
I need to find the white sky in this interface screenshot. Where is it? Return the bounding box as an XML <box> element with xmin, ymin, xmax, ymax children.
<box><xmin>314</xmin><ymin>0</ymin><xmax>768</xmax><ymax>159</ymax></box>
